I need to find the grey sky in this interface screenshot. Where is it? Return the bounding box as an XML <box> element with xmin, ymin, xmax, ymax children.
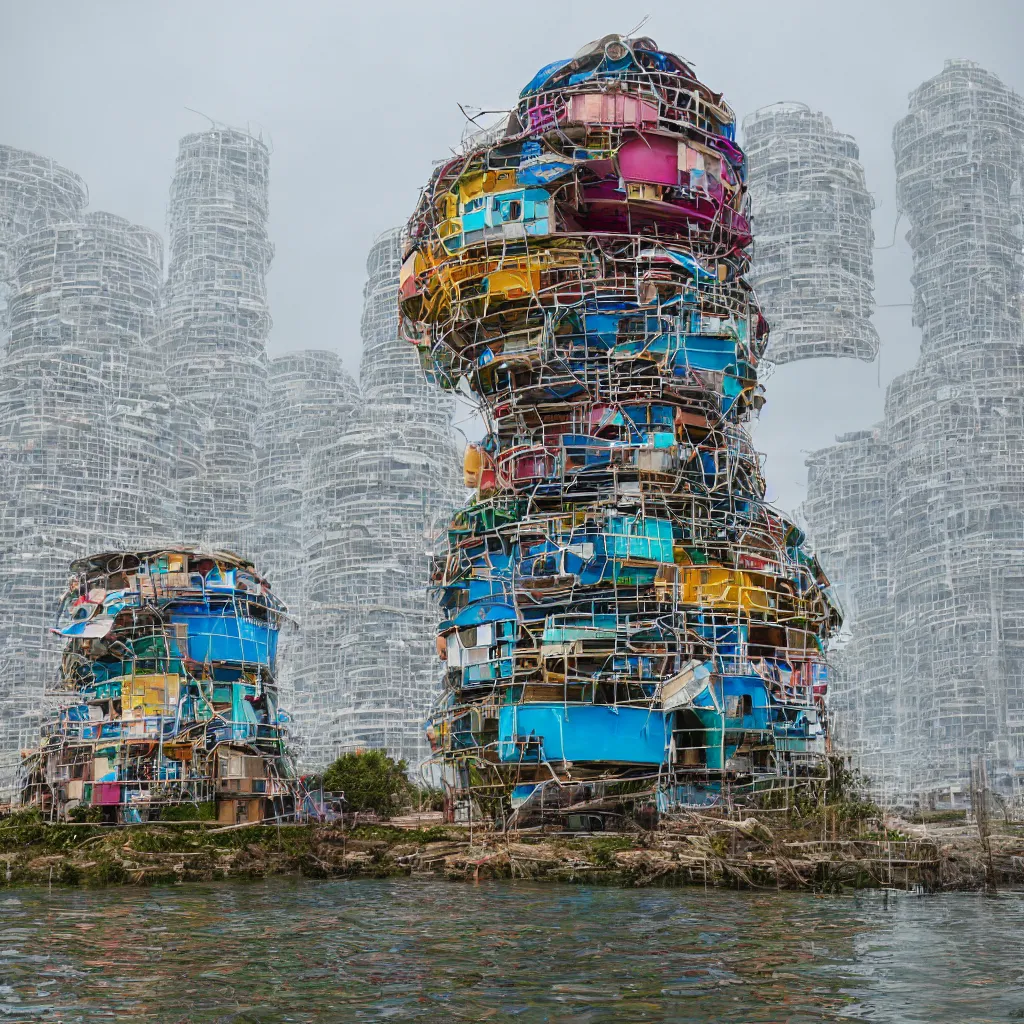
<box><xmin>1</xmin><ymin>0</ymin><xmax>1022</xmax><ymax>512</ymax></box>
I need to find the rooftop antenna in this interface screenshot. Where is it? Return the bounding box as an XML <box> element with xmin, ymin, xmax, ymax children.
<box><xmin>183</xmin><ymin>108</ymin><xmax>272</xmax><ymax>150</ymax></box>
<box><xmin>623</xmin><ymin>14</ymin><xmax>651</xmax><ymax>38</ymax></box>
<box><xmin>248</xmin><ymin>122</ymin><xmax>274</xmax><ymax>154</ymax></box>
<box><xmin>457</xmin><ymin>104</ymin><xmax>508</xmax><ymax>130</ymax></box>
<box><xmin>184</xmin><ymin>107</ymin><xmax>220</xmax><ymax>130</ymax></box>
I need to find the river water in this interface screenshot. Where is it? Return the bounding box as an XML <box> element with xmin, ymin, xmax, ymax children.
<box><xmin>0</xmin><ymin>878</ymin><xmax>1021</xmax><ymax>1022</ymax></box>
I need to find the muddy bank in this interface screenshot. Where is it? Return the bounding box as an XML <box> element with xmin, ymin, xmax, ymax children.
<box><xmin>4</xmin><ymin>813</ymin><xmax>1024</xmax><ymax>892</ymax></box>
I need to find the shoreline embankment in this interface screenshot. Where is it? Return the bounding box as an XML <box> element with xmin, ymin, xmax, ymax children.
<box><xmin>4</xmin><ymin>812</ymin><xmax>1022</xmax><ymax>893</ymax></box>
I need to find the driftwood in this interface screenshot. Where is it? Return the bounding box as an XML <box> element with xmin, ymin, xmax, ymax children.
<box><xmin>3</xmin><ymin>819</ymin><xmax>1023</xmax><ymax>892</ymax></box>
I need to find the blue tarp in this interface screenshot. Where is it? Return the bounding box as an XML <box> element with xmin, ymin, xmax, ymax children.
<box><xmin>170</xmin><ymin>605</ymin><xmax>278</xmax><ymax>667</ymax></box>
<box><xmin>452</xmin><ymin>601</ymin><xmax>517</xmax><ymax>628</ymax></box>
<box><xmin>519</xmin><ymin>58</ymin><xmax>573</xmax><ymax>97</ymax></box>
<box><xmin>499</xmin><ymin>703</ymin><xmax>670</xmax><ymax>765</ymax></box>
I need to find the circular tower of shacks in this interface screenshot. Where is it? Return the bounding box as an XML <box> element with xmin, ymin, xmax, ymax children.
<box><xmin>0</xmin><ymin>208</ymin><xmax>166</xmax><ymax>774</ymax></box>
<box><xmin>162</xmin><ymin>128</ymin><xmax>274</xmax><ymax>555</ymax></box>
<box><xmin>299</xmin><ymin>228</ymin><xmax>463</xmax><ymax>768</ymax></box>
<box><xmin>886</xmin><ymin>61</ymin><xmax>1024</xmax><ymax>803</ymax></box>
<box><xmin>743</xmin><ymin>103</ymin><xmax>878</xmax><ymax>364</ymax></box>
<box><xmin>400</xmin><ymin>35</ymin><xmax>841</xmax><ymax>819</ymax></box>
<box><xmin>255</xmin><ymin>350</ymin><xmax>360</xmax><ymax>715</ymax></box>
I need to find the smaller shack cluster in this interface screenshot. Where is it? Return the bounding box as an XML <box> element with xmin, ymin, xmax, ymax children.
<box><xmin>21</xmin><ymin>549</ymin><xmax>300</xmax><ymax>823</ymax></box>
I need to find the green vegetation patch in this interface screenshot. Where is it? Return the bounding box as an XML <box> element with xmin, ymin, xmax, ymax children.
<box><xmin>322</xmin><ymin>750</ymin><xmax>412</xmax><ymax>817</ymax></box>
<box><xmin>349</xmin><ymin>824</ymin><xmax>457</xmax><ymax>845</ymax></box>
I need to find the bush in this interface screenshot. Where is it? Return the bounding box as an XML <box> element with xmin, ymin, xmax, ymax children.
<box><xmin>58</xmin><ymin>861</ymin><xmax>81</xmax><ymax>886</ymax></box>
<box><xmin>409</xmin><ymin>785</ymin><xmax>446</xmax><ymax>812</ymax></box>
<box><xmin>68</xmin><ymin>805</ymin><xmax>103</xmax><ymax>823</ymax></box>
<box><xmin>0</xmin><ymin>808</ymin><xmax>47</xmax><ymax>850</ymax></box>
<box><xmin>322</xmin><ymin>750</ymin><xmax>411</xmax><ymax>818</ymax></box>
<box><xmin>159</xmin><ymin>801</ymin><xmax>215</xmax><ymax>821</ymax></box>
<box><xmin>914</xmin><ymin>809</ymin><xmax>967</xmax><ymax>824</ymax></box>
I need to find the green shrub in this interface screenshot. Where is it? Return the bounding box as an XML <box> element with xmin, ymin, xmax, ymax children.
<box><xmin>159</xmin><ymin>801</ymin><xmax>215</xmax><ymax>821</ymax></box>
<box><xmin>914</xmin><ymin>809</ymin><xmax>967</xmax><ymax>824</ymax></box>
<box><xmin>408</xmin><ymin>785</ymin><xmax>446</xmax><ymax>812</ymax></box>
<box><xmin>587</xmin><ymin>836</ymin><xmax>633</xmax><ymax>866</ymax></box>
<box><xmin>0</xmin><ymin>808</ymin><xmax>47</xmax><ymax>851</ymax></box>
<box><xmin>322</xmin><ymin>750</ymin><xmax>411</xmax><ymax>818</ymax></box>
<box><xmin>68</xmin><ymin>805</ymin><xmax>103</xmax><ymax>823</ymax></box>
<box><xmin>57</xmin><ymin>862</ymin><xmax>81</xmax><ymax>886</ymax></box>
<box><xmin>94</xmin><ymin>858</ymin><xmax>128</xmax><ymax>885</ymax></box>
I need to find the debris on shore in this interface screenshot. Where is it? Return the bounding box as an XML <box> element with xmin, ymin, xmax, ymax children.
<box><xmin>4</xmin><ymin>811</ymin><xmax>1021</xmax><ymax>893</ymax></box>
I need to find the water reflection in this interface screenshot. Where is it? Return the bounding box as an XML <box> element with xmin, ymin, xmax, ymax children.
<box><xmin>0</xmin><ymin>879</ymin><xmax>1021</xmax><ymax>1022</ymax></box>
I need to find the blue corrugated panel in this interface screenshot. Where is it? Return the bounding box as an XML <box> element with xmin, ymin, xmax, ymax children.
<box><xmin>498</xmin><ymin>703</ymin><xmax>669</xmax><ymax>764</ymax></box>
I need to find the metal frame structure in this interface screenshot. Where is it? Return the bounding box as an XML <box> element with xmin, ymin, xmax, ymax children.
<box><xmin>743</xmin><ymin>104</ymin><xmax>878</xmax><ymax>363</ymax></box>
<box><xmin>400</xmin><ymin>35</ymin><xmax>841</xmax><ymax>822</ymax></box>
<box><xmin>20</xmin><ymin>548</ymin><xmax>297</xmax><ymax>823</ymax></box>
<box><xmin>804</xmin><ymin>61</ymin><xmax>1024</xmax><ymax>810</ymax></box>
<box><xmin>297</xmin><ymin>229</ymin><xmax>463</xmax><ymax>767</ymax></box>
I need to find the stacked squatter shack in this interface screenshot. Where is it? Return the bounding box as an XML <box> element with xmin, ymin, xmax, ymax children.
<box><xmin>21</xmin><ymin>549</ymin><xmax>299</xmax><ymax>823</ymax></box>
<box><xmin>400</xmin><ymin>35</ymin><xmax>842</xmax><ymax>822</ymax></box>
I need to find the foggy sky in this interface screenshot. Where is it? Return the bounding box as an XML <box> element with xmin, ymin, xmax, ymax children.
<box><xmin>1</xmin><ymin>0</ymin><xmax>1022</xmax><ymax>513</ymax></box>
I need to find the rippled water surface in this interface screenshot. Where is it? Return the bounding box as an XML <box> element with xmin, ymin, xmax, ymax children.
<box><xmin>0</xmin><ymin>878</ymin><xmax>1022</xmax><ymax>1022</ymax></box>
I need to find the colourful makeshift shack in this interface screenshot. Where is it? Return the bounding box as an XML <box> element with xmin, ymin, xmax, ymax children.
<box><xmin>400</xmin><ymin>34</ymin><xmax>842</xmax><ymax>822</ymax></box>
<box><xmin>20</xmin><ymin>549</ymin><xmax>300</xmax><ymax>823</ymax></box>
